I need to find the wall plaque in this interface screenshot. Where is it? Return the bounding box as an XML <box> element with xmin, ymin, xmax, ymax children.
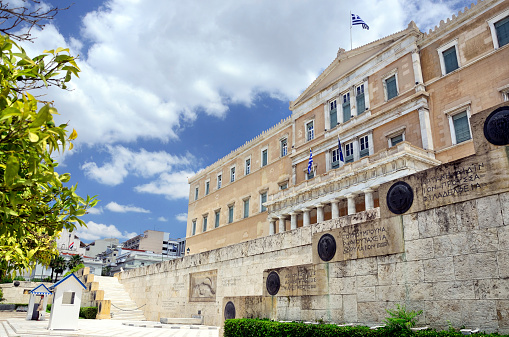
<box><xmin>484</xmin><ymin>106</ymin><xmax>509</xmax><ymax>146</ymax></box>
<box><xmin>317</xmin><ymin>233</ymin><xmax>336</xmax><ymax>262</ymax></box>
<box><xmin>224</xmin><ymin>301</ymin><xmax>236</xmax><ymax>320</ymax></box>
<box><xmin>387</xmin><ymin>181</ymin><xmax>414</xmax><ymax>214</ymax></box>
<box><xmin>189</xmin><ymin>270</ymin><xmax>217</xmax><ymax>302</ymax></box>
<box><xmin>266</xmin><ymin>271</ymin><xmax>280</xmax><ymax>296</ymax></box>
<box><xmin>263</xmin><ymin>264</ymin><xmax>327</xmax><ymax>296</ymax></box>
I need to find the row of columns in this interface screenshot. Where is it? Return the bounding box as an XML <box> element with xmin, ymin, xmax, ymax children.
<box><xmin>269</xmin><ymin>188</ymin><xmax>376</xmax><ymax>235</ymax></box>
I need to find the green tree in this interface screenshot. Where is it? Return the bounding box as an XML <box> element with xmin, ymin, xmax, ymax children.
<box><xmin>50</xmin><ymin>256</ymin><xmax>66</xmax><ymax>282</ymax></box>
<box><xmin>66</xmin><ymin>254</ymin><xmax>83</xmax><ymax>271</ymax></box>
<box><xmin>0</xmin><ymin>34</ymin><xmax>97</xmax><ymax>278</ymax></box>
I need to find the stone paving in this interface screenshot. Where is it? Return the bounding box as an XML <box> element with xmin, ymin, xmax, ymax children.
<box><xmin>0</xmin><ymin>313</ymin><xmax>220</xmax><ymax>337</ymax></box>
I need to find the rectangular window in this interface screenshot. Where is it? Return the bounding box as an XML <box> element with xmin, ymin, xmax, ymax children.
<box><xmin>194</xmin><ymin>187</ymin><xmax>199</xmax><ymax>201</ymax></box>
<box><xmin>202</xmin><ymin>216</ymin><xmax>208</xmax><ymax>232</ymax></box>
<box><xmin>442</xmin><ymin>46</ymin><xmax>459</xmax><ymax>74</ymax></box>
<box><xmin>217</xmin><ymin>174</ymin><xmax>222</xmax><ymax>189</ymax></box>
<box><xmin>385</xmin><ymin>75</ymin><xmax>398</xmax><ymax>100</ymax></box>
<box><xmin>453</xmin><ymin>111</ymin><xmax>471</xmax><ymax>144</ymax></box>
<box><xmin>356</xmin><ymin>85</ymin><xmax>365</xmax><ymax>114</ymax></box>
<box><xmin>215</xmin><ymin>211</ymin><xmax>220</xmax><ymax>228</ymax></box>
<box><xmin>306</xmin><ymin>121</ymin><xmax>314</xmax><ymax>141</ymax></box>
<box><xmin>228</xmin><ymin>205</ymin><xmax>234</xmax><ymax>223</ymax></box>
<box><xmin>329</xmin><ymin>100</ymin><xmax>337</xmax><ymax>129</ymax></box>
<box><xmin>279</xmin><ymin>182</ymin><xmax>288</xmax><ymax>190</ymax></box>
<box><xmin>245</xmin><ymin>158</ymin><xmax>251</xmax><ymax>175</ymax></box>
<box><xmin>260</xmin><ymin>192</ymin><xmax>267</xmax><ymax>212</ymax></box>
<box><xmin>205</xmin><ymin>181</ymin><xmax>209</xmax><ymax>195</ymax></box>
<box><xmin>243</xmin><ymin>199</ymin><xmax>249</xmax><ymax>218</ymax></box>
<box><xmin>192</xmin><ymin>220</ymin><xmax>196</xmax><ymax>235</ymax></box>
<box><xmin>307</xmin><ymin>170</ymin><xmax>314</xmax><ymax>180</ymax></box>
<box><xmin>342</xmin><ymin>93</ymin><xmax>351</xmax><ymax>122</ymax></box>
<box><xmin>62</xmin><ymin>292</ymin><xmax>75</xmax><ymax>305</ymax></box>
<box><xmin>331</xmin><ymin>149</ymin><xmax>340</xmax><ymax>169</ymax></box>
<box><xmin>360</xmin><ymin>135</ymin><xmax>369</xmax><ymax>158</ymax></box>
<box><xmin>261</xmin><ymin>149</ymin><xmax>268</xmax><ymax>167</ymax></box>
<box><xmin>230</xmin><ymin>167</ymin><xmax>235</xmax><ymax>182</ymax></box>
<box><xmin>495</xmin><ymin>15</ymin><xmax>509</xmax><ymax>48</ymax></box>
<box><xmin>345</xmin><ymin>143</ymin><xmax>354</xmax><ymax>163</ymax></box>
<box><xmin>280</xmin><ymin>138</ymin><xmax>288</xmax><ymax>157</ymax></box>
<box><xmin>390</xmin><ymin>134</ymin><xmax>404</xmax><ymax>147</ymax></box>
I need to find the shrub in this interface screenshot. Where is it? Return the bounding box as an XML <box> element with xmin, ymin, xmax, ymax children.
<box><xmin>79</xmin><ymin>307</ymin><xmax>98</xmax><ymax>319</ymax></box>
<box><xmin>46</xmin><ymin>304</ymin><xmax>51</xmax><ymax>313</ymax></box>
<box><xmin>0</xmin><ymin>288</ymin><xmax>3</xmax><ymax>301</ymax></box>
<box><xmin>381</xmin><ymin>304</ymin><xmax>422</xmax><ymax>336</ymax></box>
<box><xmin>13</xmin><ymin>276</ymin><xmax>25</xmax><ymax>281</ymax></box>
<box><xmin>0</xmin><ymin>276</ymin><xmax>13</xmax><ymax>284</ymax></box>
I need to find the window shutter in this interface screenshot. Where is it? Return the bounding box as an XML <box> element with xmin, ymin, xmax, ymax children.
<box><xmin>496</xmin><ymin>16</ymin><xmax>509</xmax><ymax>48</ymax></box>
<box><xmin>386</xmin><ymin>75</ymin><xmax>398</xmax><ymax>100</ymax></box>
<box><xmin>343</xmin><ymin>102</ymin><xmax>351</xmax><ymax>122</ymax></box>
<box><xmin>356</xmin><ymin>93</ymin><xmax>365</xmax><ymax>114</ymax></box>
<box><xmin>443</xmin><ymin>46</ymin><xmax>459</xmax><ymax>74</ymax></box>
<box><xmin>453</xmin><ymin>111</ymin><xmax>471</xmax><ymax>143</ymax></box>
<box><xmin>330</xmin><ymin>108</ymin><xmax>337</xmax><ymax>128</ymax></box>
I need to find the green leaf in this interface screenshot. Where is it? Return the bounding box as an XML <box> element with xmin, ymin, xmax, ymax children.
<box><xmin>31</xmin><ymin>104</ymin><xmax>51</xmax><ymax>128</ymax></box>
<box><xmin>28</xmin><ymin>131</ymin><xmax>39</xmax><ymax>142</ymax></box>
<box><xmin>4</xmin><ymin>156</ymin><xmax>19</xmax><ymax>186</ymax></box>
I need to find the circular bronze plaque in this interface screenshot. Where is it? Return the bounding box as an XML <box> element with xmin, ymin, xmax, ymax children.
<box><xmin>387</xmin><ymin>181</ymin><xmax>414</xmax><ymax>214</ymax></box>
<box><xmin>224</xmin><ymin>301</ymin><xmax>236</xmax><ymax>320</ymax></box>
<box><xmin>484</xmin><ymin>106</ymin><xmax>509</xmax><ymax>146</ymax></box>
<box><xmin>266</xmin><ymin>271</ymin><xmax>280</xmax><ymax>296</ymax></box>
<box><xmin>317</xmin><ymin>233</ymin><xmax>336</xmax><ymax>262</ymax></box>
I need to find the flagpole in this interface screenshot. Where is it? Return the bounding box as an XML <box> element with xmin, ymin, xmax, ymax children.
<box><xmin>350</xmin><ymin>11</ymin><xmax>352</xmax><ymax>50</ymax></box>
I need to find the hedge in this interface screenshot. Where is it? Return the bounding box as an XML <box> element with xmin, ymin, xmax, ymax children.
<box><xmin>223</xmin><ymin>319</ymin><xmax>509</xmax><ymax>337</ymax></box>
<box><xmin>46</xmin><ymin>304</ymin><xmax>97</xmax><ymax>319</ymax></box>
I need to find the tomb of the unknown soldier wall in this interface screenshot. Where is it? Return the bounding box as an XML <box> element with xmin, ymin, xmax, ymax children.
<box><xmin>117</xmin><ymin>103</ymin><xmax>509</xmax><ymax>332</ymax></box>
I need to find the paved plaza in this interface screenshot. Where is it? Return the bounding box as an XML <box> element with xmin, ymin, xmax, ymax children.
<box><xmin>0</xmin><ymin>313</ymin><xmax>220</xmax><ymax>337</ymax></box>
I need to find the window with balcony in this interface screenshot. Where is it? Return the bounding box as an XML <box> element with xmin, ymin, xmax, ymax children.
<box><xmin>342</xmin><ymin>92</ymin><xmax>351</xmax><ymax>122</ymax></box>
<box><xmin>306</xmin><ymin>121</ymin><xmax>314</xmax><ymax>141</ymax></box>
<box><xmin>360</xmin><ymin>135</ymin><xmax>369</xmax><ymax>158</ymax></box>
<box><xmin>488</xmin><ymin>9</ymin><xmax>509</xmax><ymax>49</ymax></box>
<box><xmin>228</xmin><ymin>205</ymin><xmax>234</xmax><ymax>223</ymax></box>
<box><xmin>243</xmin><ymin>198</ymin><xmax>250</xmax><ymax>218</ymax></box>
<box><xmin>384</xmin><ymin>73</ymin><xmax>398</xmax><ymax>101</ymax></box>
<box><xmin>329</xmin><ymin>100</ymin><xmax>337</xmax><ymax>129</ymax></box>
<box><xmin>261</xmin><ymin>148</ymin><xmax>268</xmax><ymax>167</ymax></box>
<box><xmin>215</xmin><ymin>210</ymin><xmax>220</xmax><ymax>228</ymax></box>
<box><xmin>230</xmin><ymin>166</ymin><xmax>235</xmax><ymax>182</ymax></box>
<box><xmin>280</xmin><ymin>138</ymin><xmax>288</xmax><ymax>157</ymax></box>
<box><xmin>345</xmin><ymin>143</ymin><xmax>354</xmax><ymax>163</ymax></box>
<box><xmin>217</xmin><ymin>174</ymin><xmax>222</xmax><ymax>189</ymax></box>
<box><xmin>245</xmin><ymin>158</ymin><xmax>251</xmax><ymax>175</ymax></box>
<box><xmin>356</xmin><ymin>84</ymin><xmax>366</xmax><ymax>114</ymax></box>
<box><xmin>260</xmin><ymin>192</ymin><xmax>267</xmax><ymax>212</ymax></box>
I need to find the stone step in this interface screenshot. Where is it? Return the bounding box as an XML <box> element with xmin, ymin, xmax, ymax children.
<box><xmin>93</xmin><ymin>276</ymin><xmax>146</xmax><ymax>321</ymax></box>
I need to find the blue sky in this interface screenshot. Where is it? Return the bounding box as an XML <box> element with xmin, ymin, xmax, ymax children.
<box><xmin>13</xmin><ymin>0</ymin><xmax>473</xmax><ymax>243</ymax></box>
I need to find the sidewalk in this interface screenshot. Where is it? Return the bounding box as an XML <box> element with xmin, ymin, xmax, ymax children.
<box><xmin>0</xmin><ymin>313</ymin><xmax>220</xmax><ymax>337</ymax></box>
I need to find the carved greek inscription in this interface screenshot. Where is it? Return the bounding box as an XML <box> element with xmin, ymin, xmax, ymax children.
<box><xmin>342</xmin><ymin>225</ymin><xmax>389</xmax><ymax>255</ymax></box>
<box><xmin>419</xmin><ymin>162</ymin><xmax>486</xmax><ymax>202</ymax></box>
<box><xmin>281</xmin><ymin>267</ymin><xmax>317</xmax><ymax>292</ymax></box>
<box><xmin>264</xmin><ymin>265</ymin><xmax>326</xmax><ymax>296</ymax></box>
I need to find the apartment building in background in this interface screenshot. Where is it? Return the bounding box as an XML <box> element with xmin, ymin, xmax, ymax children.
<box><xmin>186</xmin><ymin>0</ymin><xmax>509</xmax><ymax>254</ymax></box>
<box><xmin>122</xmin><ymin>230</ymin><xmax>186</xmax><ymax>257</ymax></box>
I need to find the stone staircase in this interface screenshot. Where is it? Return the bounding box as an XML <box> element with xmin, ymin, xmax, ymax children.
<box><xmin>93</xmin><ymin>275</ymin><xmax>146</xmax><ymax>321</ymax></box>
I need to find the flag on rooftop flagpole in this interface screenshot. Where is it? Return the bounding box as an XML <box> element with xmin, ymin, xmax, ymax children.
<box><xmin>307</xmin><ymin>149</ymin><xmax>313</xmax><ymax>174</ymax></box>
<box><xmin>351</xmin><ymin>13</ymin><xmax>369</xmax><ymax>30</ymax></box>
<box><xmin>338</xmin><ymin>136</ymin><xmax>344</xmax><ymax>163</ymax></box>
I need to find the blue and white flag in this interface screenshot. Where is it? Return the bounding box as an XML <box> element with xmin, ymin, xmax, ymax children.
<box><xmin>307</xmin><ymin>149</ymin><xmax>313</xmax><ymax>174</ymax></box>
<box><xmin>351</xmin><ymin>14</ymin><xmax>369</xmax><ymax>30</ymax></box>
<box><xmin>338</xmin><ymin>136</ymin><xmax>345</xmax><ymax>162</ymax></box>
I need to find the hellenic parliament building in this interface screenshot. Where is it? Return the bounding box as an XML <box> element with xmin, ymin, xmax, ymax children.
<box><xmin>81</xmin><ymin>0</ymin><xmax>509</xmax><ymax>332</ymax></box>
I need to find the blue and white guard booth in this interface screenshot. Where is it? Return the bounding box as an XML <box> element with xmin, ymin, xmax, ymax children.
<box><xmin>47</xmin><ymin>273</ymin><xmax>87</xmax><ymax>330</ymax></box>
<box><xmin>26</xmin><ymin>284</ymin><xmax>51</xmax><ymax>321</ymax></box>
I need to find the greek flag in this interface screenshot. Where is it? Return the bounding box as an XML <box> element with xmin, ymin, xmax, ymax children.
<box><xmin>352</xmin><ymin>14</ymin><xmax>369</xmax><ymax>30</ymax></box>
<box><xmin>338</xmin><ymin>136</ymin><xmax>344</xmax><ymax>162</ymax></box>
<box><xmin>307</xmin><ymin>149</ymin><xmax>313</xmax><ymax>174</ymax></box>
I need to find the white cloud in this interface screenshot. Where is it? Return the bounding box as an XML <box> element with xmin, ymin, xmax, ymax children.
<box><xmin>175</xmin><ymin>213</ymin><xmax>188</xmax><ymax>222</ymax></box>
<box><xmin>17</xmin><ymin>0</ymin><xmax>466</xmax><ymax>147</ymax></box>
<box><xmin>76</xmin><ymin>221</ymin><xmax>137</xmax><ymax>241</ymax></box>
<box><xmin>105</xmin><ymin>201</ymin><xmax>150</xmax><ymax>213</ymax></box>
<box><xmin>86</xmin><ymin>206</ymin><xmax>103</xmax><ymax>215</ymax></box>
<box><xmin>157</xmin><ymin>216</ymin><xmax>168</xmax><ymax>222</ymax></box>
<box><xmin>134</xmin><ymin>171</ymin><xmax>193</xmax><ymax>200</ymax></box>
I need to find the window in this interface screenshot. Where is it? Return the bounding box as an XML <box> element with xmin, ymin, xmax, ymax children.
<box><xmin>62</xmin><ymin>292</ymin><xmax>75</xmax><ymax>305</ymax></box>
<box><xmin>230</xmin><ymin>167</ymin><xmax>235</xmax><ymax>182</ymax></box>
<box><xmin>384</xmin><ymin>74</ymin><xmax>398</xmax><ymax>101</ymax></box>
<box><xmin>342</xmin><ymin>92</ymin><xmax>351</xmax><ymax>122</ymax></box>
<box><xmin>306</xmin><ymin>121</ymin><xmax>314</xmax><ymax>141</ymax></box>
<box><xmin>360</xmin><ymin>135</ymin><xmax>369</xmax><ymax>158</ymax></box>
<box><xmin>215</xmin><ymin>210</ymin><xmax>220</xmax><ymax>228</ymax></box>
<box><xmin>217</xmin><ymin>174</ymin><xmax>222</xmax><ymax>189</ymax></box>
<box><xmin>245</xmin><ymin>158</ymin><xmax>251</xmax><ymax>175</ymax></box>
<box><xmin>194</xmin><ymin>187</ymin><xmax>199</xmax><ymax>201</ymax></box>
<box><xmin>205</xmin><ymin>181</ymin><xmax>209</xmax><ymax>195</ymax></box>
<box><xmin>307</xmin><ymin>170</ymin><xmax>314</xmax><ymax>180</ymax></box>
<box><xmin>261</xmin><ymin>149</ymin><xmax>268</xmax><ymax>167</ymax></box>
<box><xmin>438</xmin><ymin>40</ymin><xmax>459</xmax><ymax>75</ymax></box>
<box><xmin>345</xmin><ymin>143</ymin><xmax>354</xmax><ymax>163</ymax></box>
<box><xmin>279</xmin><ymin>181</ymin><xmax>288</xmax><ymax>190</ymax></box>
<box><xmin>192</xmin><ymin>220</ymin><xmax>196</xmax><ymax>235</ymax></box>
<box><xmin>390</xmin><ymin>134</ymin><xmax>404</xmax><ymax>147</ymax></box>
<box><xmin>202</xmin><ymin>216</ymin><xmax>208</xmax><ymax>232</ymax></box>
<box><xmin>329</xmin><ymin>100</ymin><xmax>337</xmax><ymax>129</ymax></box>
<box><xmin>356</xmin><ymin>84</ymin><xmax>365</xmax><ymax>114</ymax></box>
<box><xmin>452</xmin><ymin>111</ymin><xmax>471</xmax><ymax>144</ymax></box>
<box><xmin>243</xmin><ymin>199</ymin><xmax>250</xmax><ymax>218</ymax></box>
<box><xmin>331</xmin><ymin>148</ymin><xmax>341</xmax><ymax>169</ymax></box>
<box><xmin>228</xmin><ymin>205</ymin><xmax>234</xmax><ymax>223</ymax></box>
<box><xmin>280</xmin><ymin>138</ymin><xmax>288</xmax><ymax>157</ymax></box>
<box><xmin>488</xmin><ymin>10</ymin><xmax>509</xmax><ymax>49</ymax></box>
<box><xmin>260</xmin><ymin>192</ymin><xmax>267</xmax><ymax>212</ymax></box>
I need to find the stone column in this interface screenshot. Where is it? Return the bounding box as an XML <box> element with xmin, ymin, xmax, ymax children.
<box><xmin>347</xmin><ymin>194</ymin><xmax>356</xmax><ymax>215</ymax></box>
<box><xmin>364</xmin><ymin>189</ymin><xmax>374</xmax><ymax>210</ymax></box>
<box><xmin>269</xmin><ymin>219</ymin><xmax>276</xmax><ymax>235</ymax></box>
<box><xmin>418</xmin><ymin>107</ymin><xmax>434</xmax><ymax>151</ymax></box>
<box><xmin>412</xmin><ymin>49</ymin><xmax>425</xmax><ymax>92</ymax></box>
<box><xmin>302</xmin><ymin>208</ymin><xmax>310</xmax><ymax>227</ymax></box>
<box><xmin>316</xmin><ymin>204</ymin><xmax>324</xmax><ymax>223</ymax></box>
<box><xmin>290</xmin><ymin>212</ymin><xmax>298</xmax><ymax>230</ymax></box>
<box><xmin>331</xmin><ymin>199</ymin><xmax>340</xmax><ymax>219</ymax></box>
<box><xmin>278</xmin><ymin>216</ymin><xmax>286</xmax><ymax>233</ymax></box>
